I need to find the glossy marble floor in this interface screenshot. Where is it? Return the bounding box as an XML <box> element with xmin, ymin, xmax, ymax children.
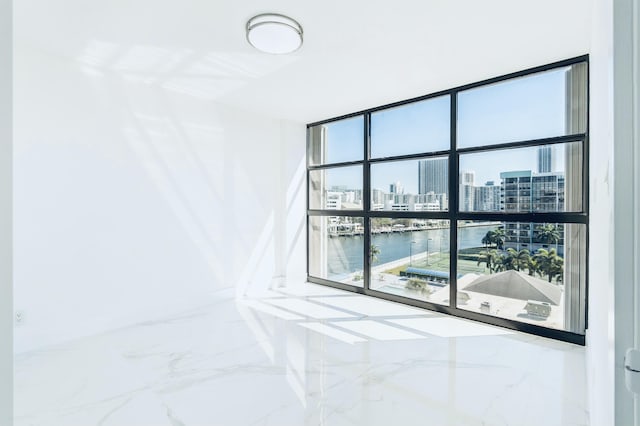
<box><xmin>14</xmin><ymin>283</ymin><xmax>589</xmax><ymax>426</ymax></box>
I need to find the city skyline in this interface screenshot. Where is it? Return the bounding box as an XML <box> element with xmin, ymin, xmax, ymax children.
<box><xmin>325</xmin><ymin>145</ymin><xmax>567</xmax><ymax>196</ymax></box>
<box><xmin>326</xmin><ymin>168</ymin><xmax>566</xmax><ymax>213</ymax></box>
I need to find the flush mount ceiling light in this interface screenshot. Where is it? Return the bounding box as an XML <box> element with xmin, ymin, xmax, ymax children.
<box><xmin>246</xmin><ymin>13</ymin><xmax>303</xmax><ymax>54</ymax></box>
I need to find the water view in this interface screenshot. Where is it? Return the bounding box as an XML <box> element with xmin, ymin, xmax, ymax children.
<box><xmin>325</xmin><ymin>224</ymin><xmax>496</xmax><ymax>278</ymax></box>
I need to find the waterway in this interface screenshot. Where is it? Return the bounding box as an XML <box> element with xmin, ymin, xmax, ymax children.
<box><xmin>326</xmin><ymin>224</ymin><xmax>497</xmax><ymax>278</ymax></box>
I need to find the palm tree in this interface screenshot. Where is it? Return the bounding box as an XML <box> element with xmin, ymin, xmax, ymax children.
<box><xmin>549</xmin><ymin>255</ymin><xmax>564</xmax><ymax>283</ymax></box>
<box><xmin>481</xmin><ymin>232</ymin><xmax>492</xmax><ymax>250</ymax></box>
<box><xmin>492</xmin><ymin>227</ymin><xmax>506</xmax><ymax>250</ymax></box>
<box><xmin>370</xmin><ymin>244</ymin><xmax>381</xmax><ymax>265</ymax></box>
<box><xmin>503</xmin><ymin>248</ymin><xmax>519</xmax><ymax>270</ymax></box>
<box><xmin>525</xmin><ymin>255</ymin><xmax>537</xmax><ymax>276</ymax></box>
<box><xmin>478</xmin><ymin>249</ymin><xmax>502</xmax><ymax>274</ymax></box>
<box><xmin>481</xmin><ymin>227</ymin><xmax>506</xmax><ymax>250</ymax></box>
<box><xmin>533</xmin><ymin>248</ymin><xmax>563</xmax><ymax>282</ymax></box>
<box><xmin>536</xmin><ymin>223</ymin><xmax>561</xmax><ymax>248</ymax></box>
<box><xmin>533</xmin><ymin>248</ymin><xmax>552</xmax><ymax>280</ymax></box>
<box><xmin>516</xmin><ymin>249</ymin><xmax>532</xmax><ymax>272</ymax></box>
<box><xmin>503</xmin><ymin>248</ymin><xmax>532</xmax><ymax>271</ymax></box>
<box><xmin>493</xmin><ymin>254</ymin><xmax>506</xmax><ymax>273</ymax></box>
<box><xmin>478</xmin><ymin>249</ymin><xmax>491</xmax><ymax>272</ymax></box>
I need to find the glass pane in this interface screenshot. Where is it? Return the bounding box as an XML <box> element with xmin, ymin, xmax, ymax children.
<box><xmin>370</xmin><ymin>95</ymin><xmax>450</xmax><ymax>158</ymax></box>
<box><xmin>309</xmin><ymin>216</ymin><xmax>364</xmax><ymax>287</ymax></box>
<box><xmin>370</xmin><ymin>218</ymin><xmax>450</xmax><ymax>304</ymax></box>
<box><xmin>458</xmin><ymin>142</ymin><xmax>582</xmax><ymax>212</ymax></box>
<box><xmin>371</xmin><ymin>157</ymin><xmax>448</xmax><ymax>212</ymax></box>
<box><xmin>456</xmin><ymin>221</ymin><xmax>586</xmax><ymax>334</ymax></box>
<box><xmin>309</xmin><ymin>166</ymin><xmax>363</xmax><ymax>210</ymax></box>
<box><xmin>457</xmin><ymin>62</ymin><xmax>587</xmax><ymax>148</ymax></box>
<box><xmin>308</xmin><ymin>116</ymin><xmax>364</xmax><ymax>166</ymax></box>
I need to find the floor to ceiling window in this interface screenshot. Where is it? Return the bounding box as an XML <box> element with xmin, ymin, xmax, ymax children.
<box><xmin>307</xmin><ymin>56</ymin><xmax>588</xmax><ymax>344</ymax></box>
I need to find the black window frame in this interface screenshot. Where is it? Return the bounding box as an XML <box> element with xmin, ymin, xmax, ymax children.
<box><xmin>306</xmin><ymin>55</ymin><xmax>589</xmax><ymax>345</ymax></box>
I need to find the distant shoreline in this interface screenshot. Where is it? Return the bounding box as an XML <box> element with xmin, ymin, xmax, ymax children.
<box><xmin>330</xmin><ymin>220</ymin><xmax>501</xmax><ymax>238</ymax></box>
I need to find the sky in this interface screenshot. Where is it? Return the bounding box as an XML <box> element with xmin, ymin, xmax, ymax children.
<box><xmin>315</xmin><ymin>65</ymin><xmax>581</xmax><ymax>193</ymax></box>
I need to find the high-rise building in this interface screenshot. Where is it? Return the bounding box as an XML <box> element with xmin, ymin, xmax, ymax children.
<box><xmin>501</xmin><ymin>170</ymin><xmax>532</xmax><ymax>212</ymax></box>
<box><xmin>459</xmin><ymin>170</ymin><xmax>475</xmax><ymax>211</ymax></box>
<box><xmin>501</xmin><ymin>170</ymin><xmax>565</xmax><ymax>213</ymax></box>
<box><xmin>499</xmin><ymin>170</ymin><xmax>565</xmax><ymax>254</ymax></box>
<box><xmin>389</xmin><ymin>181</ymin><xmax>403</xmax><ymax>195</ymax></box>
<box><xmin>371</xmin><ymin>189</ymin><xmax>386</xmax><ymax>210</ymax></box>
<box><xmin>474</xmin><ymin>181</ymin><xmax>501</xmax><ymax>211</ymax></box>
<box><xmin>531</xmin><ymin>173</ymin><xmax>565</xmax><ymax>212</ymax></box>
<box><xmin>418</xmin><ymin>158</ymin><xmax>448</xmax><ymax>195</ymax></box>
<box><xmin>537</xmin><ymin>146</ymin><xmax>556</xmax><ymax>173</ymax></box>
<box><xmin>460</xmin><ymin>170</ymin><xmax>475</xmax><ymax>185</ymax></box>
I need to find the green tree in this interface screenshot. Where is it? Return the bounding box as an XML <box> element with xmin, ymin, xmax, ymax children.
<box><xmin>549</xmin><ymin>255</ymin><xmax>564</xmax><ymax>283</ymax></box>
<box><xmin>493</xmin><ymin>227</ymin><xmax>506</xmax><ymax>250</ymax></box>
<box><xmin>525</xmin><ymin>255</ymin><xmax>537</xmax><ymax>276</ymax></box>
<box><xmin>502</xmin><ymin>248</ymin><xmax>519</xmax><ymax>270</ymax></box>
<box><xmin>370</xmin><ymin>244</ymin><xmax>381</xmax><ymax>265</ymax></box>
<box><xmin>503</xmin><ymin>248</ymin><xmax>531</xmax><ymax>271</ymax></box>
<box><xmin>481</xmin><ymin>227</ymin><xmax>506</xmax><ymax>250</ymax></box>
<box><xmin>478</xmin><ymin>249</ymin><xmax>503</xmax><ymax>274</ymax></box>
<box><xmin>515</xmin><ymin>248</ymin><xmax>532</xmax><ymax>272</ymax></box>
<box><xmin>533</xmin><ymin>248</ymin><xmax>563</xmax><ymax>282</ymax></box>
<box><xmin>481</xmin><ymin>232</ymin><xmax>492</xmax><ymax>250</ymax></box>
<box><xmin>536</xmin><ymin>223</ymin><xmax>561</xmax><ymax>247</ymax></box>
<box><xmin>493</xmin><ymin>255</ymin><xmax>506</xmax><ymax>273</ymax></box>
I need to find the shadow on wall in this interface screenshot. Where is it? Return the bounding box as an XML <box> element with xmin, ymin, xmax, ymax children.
<box><xmin>77</xmin><ymin>41</ymin><xmax>307</xmax><ymax>295</ymax></box>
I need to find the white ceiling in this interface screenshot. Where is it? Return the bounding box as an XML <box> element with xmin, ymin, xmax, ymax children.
<box><xmin>15</xmin><ymin>0</ymin><xmax>593</xmax><ymax>123</ymax></box>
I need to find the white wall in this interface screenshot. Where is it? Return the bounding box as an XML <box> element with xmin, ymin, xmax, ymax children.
<box><xmin>586</xmin><ymin>0</ymin><xmax>615</xmax><ymax>423</ymax></box>
<box><xmin>13</xmin><ymin>42</ymin><xmax>306</xmax><ymax>353</ymax></box>
<box><xmin>282</xmin><ymin>123</ymin><xmax>307</xmax><ymax>287</ymax></box>
<box><xmin>0</xmin><ymin>0</ymin><xmax>12</xmax><ymax>423</ymax></box>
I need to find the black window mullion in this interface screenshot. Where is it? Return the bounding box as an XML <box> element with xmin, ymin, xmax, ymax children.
<box><xmin>368</xmin><ymin>210</ymin><xmax>450</xmax><ymax>220</ymax></box>
<box><xmin>306</xmin><ymin>55</ymin><xmax>588</xmax><ymax>130</ymax></box>
<box><xmin>308</xmin><ymin>160</ymin><xmax>365</xmax><ymax>170</ymax></box>
<box><xmin>308</xmin><ymin>209</ymin><xmax>365</xmax><ymax>217</ymax></box>
<box><xmin>456</xmin><ymin>212</ymin><xmax>588</xmax><ymax>224</ymax></box>
<box><xmin>449</xmin><ymin>92</ymin><xmax>459</xmax><ymax>310</ymax></box>
<box><xmin>306</xmin><ymin>214</ymin><xmax>309</xmax><ymax>282</ymax></box>
<box><xmin>305</xmin><ymin>136</ymin><xmax>310</xmax><ymax>278</ymax></box>
<box><xmin>363</xmin><ymin>113</ymin><xmax>371</xmax><ymax>290</ymax></box>
<box><xmin>455</xmin><ymin>134</ymin><xmax>586</xmax><ymax>155</ymax></box>
<box><xmin>583</xmin><ymin>135</ymin><xmax>590</xmax><ymax>221</ymax></box>
<box><xmin>368</xmin><ymin>150</ymin><xmax>451</xmax><ymax>164</ymax></box>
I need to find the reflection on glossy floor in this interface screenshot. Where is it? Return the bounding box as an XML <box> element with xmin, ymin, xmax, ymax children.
<box><xmin>14</xmin><ymin>283</ymin><xmax>589</xmax><ymax>426</ymax></box>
